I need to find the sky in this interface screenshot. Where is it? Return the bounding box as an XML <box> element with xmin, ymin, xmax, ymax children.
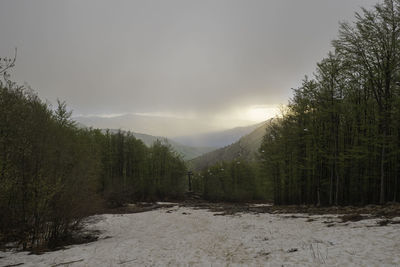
<box><xmin>0</xmin><ymin>0</ymin><xmax>378</xmax><ymax>136</ymax></box>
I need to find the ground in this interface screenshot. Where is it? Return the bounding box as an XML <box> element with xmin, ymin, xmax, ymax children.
<box><xmin>1</xmin><ymin>203</ymin><xmax>400</xmax><ymax>266</ymax></box>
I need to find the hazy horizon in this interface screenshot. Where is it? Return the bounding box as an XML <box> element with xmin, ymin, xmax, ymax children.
<box><xmin>73</xmin><ymin>107</ymin><xmax>276</xmax><ymax>137</ymax></box>
<box><xmin>0</xmin><ymin>0</ymin><xmax>377</xmax><ymax>136</ymax></box>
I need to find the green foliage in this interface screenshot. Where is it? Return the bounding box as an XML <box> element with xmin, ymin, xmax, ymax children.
<box><xmin>194</xmin><ymin>160</ymin><xmax>269</xmax><ymax>202</ymax></box>
<box><xmin>98</xmin><ymin>133</ymin><xmax>187</xmax><ymax>205</ymax></box>
<box><xmin>0</xmin><ymin>85</ymin><xmax>100</xmax><ymax>249</ymax></box>
<box><xmin>190</xmin><ymin>122</ymin><xmax>268</xmax><ymax>171</ymax></box>
<box><xmin>0</xmin><ymin>83</ymin><xmax>187</xmax><ymax>249</ymax></box>
<box><xmin>261</xmin><ymin>0</ymin><xmax>400</xmax><ymax>206</ymax></box>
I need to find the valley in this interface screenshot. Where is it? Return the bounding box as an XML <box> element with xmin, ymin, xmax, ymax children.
<box><xmin>2</xmin><ymin>0</ymin><xmax>400</xmax><ymax>266</ymax></box>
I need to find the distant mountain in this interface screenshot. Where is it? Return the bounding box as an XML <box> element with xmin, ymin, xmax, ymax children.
<box><xmin>189</xmin><ymin>119</ymin><xmax>273</xmax><ymax>170</ymax></box>
<box><xmin>173</xmin><ymin>122</ymin><xmax>264</xmax><ymax>148</ymax></box>
<box><xmin>74</xmin><ymin>113</ymin><xmax>190</xmax><ymax>137</ymax></box>
<box><xmin>121</xmin><ymin>131</ymin><xmax>216</xmax><ymax>161</ymax></box>
<box><xmin>82</xmin><ymin>127</ymin><xmax>215</xmax><ymax>161</ymax></box>
<box><xmin>74</xmin><ymin>114</ymin><xmax>266</xmax><ymax>160</ymax></box>
<box><xmin>74</xmin><ymin>113</ymin><xmax>255</xmax><ymax>138</ymax></box>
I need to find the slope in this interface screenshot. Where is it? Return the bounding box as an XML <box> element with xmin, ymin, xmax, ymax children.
<box><xmin>173</xmin><ymin>122</ymin><xmax>264</xmax><ymax>148</ymax></box>
<box><xmin>189</xmin><ymin>120</ymin><xmax>272</xmax><ymax>170</ymax></box>
<box><xmin>101</xmin><ymin>129</ymin><xmax>216</xmax><ymax>161</ymax></box>
<box><xmin>129</xmin><ymin>131</ymin><xmax>216</xmax><ymax>160</ymax></box>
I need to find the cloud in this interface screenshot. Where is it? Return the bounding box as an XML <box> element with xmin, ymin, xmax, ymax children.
<box><xmin>0</xmin><ymin>0</ymin><xmax>377</xmax><ymax>135</ymax></box>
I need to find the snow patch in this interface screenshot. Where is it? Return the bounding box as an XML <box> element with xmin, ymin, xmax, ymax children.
<box><xmin>1</xmin><ymin>207</ymin><xmax>399</xmax><ymax>266</ymax></box>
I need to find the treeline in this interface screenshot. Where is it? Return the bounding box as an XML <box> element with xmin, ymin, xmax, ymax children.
<box><xmin>0</xmin><ymin>80</ymin><xmax>186</xmax><ymax>249</ymax></box>
<box><xmin>100</xmin><ymin>131</ymin><xmax>186</xmax><ymax>206</ymax></box>
<box><xmin>191</xmin><ymin>160</ymin><xmax>271</xmax><ymax>202</ymax></box>
<box><xmin>260</xmin><ymin>0</ymin><xmax>400</xmax><ymax>206</ymax></box>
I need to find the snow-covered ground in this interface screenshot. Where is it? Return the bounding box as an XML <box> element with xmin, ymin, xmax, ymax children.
<box><xmin>1</xmin><ymin>206</ymin><xmax>400</xmax><ymax>266</ymax></box>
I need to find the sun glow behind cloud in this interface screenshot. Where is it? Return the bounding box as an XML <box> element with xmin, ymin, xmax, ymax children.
<box><xmin>74</xmin><ymin>104</ymin><xmax>282</xmax><ymax>136</ymax></box>
<box><xmin>245</xmin><ymin>105</ymin><xmax>280</xmax><ymax>122</ymax></box>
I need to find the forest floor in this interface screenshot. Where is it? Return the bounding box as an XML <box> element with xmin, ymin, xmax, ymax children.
<box><xmin>1</xmin><ymin>201</ymin><xmax>400</xmax><ymax>266</ymax></box>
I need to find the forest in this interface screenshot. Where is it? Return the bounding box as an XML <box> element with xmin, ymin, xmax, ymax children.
<box><xmin>191</xmin><ymin>161</ymin><xmax>269</xmax><ymax>202</ymax></box>
<box><xmin>0</xmin><ymin>63</ymin><xmax>187</xmax><ymax>249</ymax></box>
<box><xmin>260</xmin><ymin>0</ymin><xmax>400</xmax><ymax>206</ymax></box>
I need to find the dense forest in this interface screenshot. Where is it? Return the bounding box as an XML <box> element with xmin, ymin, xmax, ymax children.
<box><xmin>191</xmin><ymin>161</ymin><xmax>270</xmax><ymax>202</ymax></box>
<box><xmin>190</xmin><ymin>121</ymin><xmax>267</xmax><ymax>171</ymax></box>
<box><xmin>189</xmin><ymin>122</ymin><xmax>272</xmax><ymax>202</ymax></box>
<box><xmin>0</xmin><ymin>60</ymin><xmax>187</xmax><ymax>249</ymax></box>
<box><xmin>260</xmin><ymin>0</ymin><xmax>400</xmax><ymax>206</ymax></box>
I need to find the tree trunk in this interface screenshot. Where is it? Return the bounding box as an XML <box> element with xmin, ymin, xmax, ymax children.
<box><xmin>394</xmin><ymin>171</ymin><xmax>397</xmax><ymax>202</ymax></box>
<box><xmin>335</xmin><ymin>163</ymin><xmax>339</xmax><ymax>206</ymax></box>
<box><xmin>380</xmin><ymin>135</ymin><xmax>386</xmax><ymax>204</ymax></box>
<box><xmin>329</xmin><ymin>166</ymin><xmax>334</xmax><ymax>205</ymax></box>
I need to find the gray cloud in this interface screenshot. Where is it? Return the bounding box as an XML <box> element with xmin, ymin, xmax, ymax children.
<box><xmin>0</xmin><ymin>0</ymin><xmax>377</xmax><ymax>132</ymax></box>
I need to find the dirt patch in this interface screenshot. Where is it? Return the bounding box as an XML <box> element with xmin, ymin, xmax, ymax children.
<box><xmin>340</xmin><ymin>214</ymin><xmax>365</xmax><ymax>222</ymax></box>
<box><xmin>3</xmin><ymin>263</ymin><xmax>24</xmax><ymax>267</ymax></box>
<box><xmin>178</xmin><ymin>200</ymin><xmax>400</xmax><ymax>221</ymax></box>
<box><xmin>25</xmin><ymin>228</ymin><xmax>102</xmax><ymax>255</ymax></box>
<box><xmin>377</xmin><ymin>219</ymin><xmax>400</xmax><ymax>226</ymax></box>
<box><xmin>378</xmin><ymin>219</ymin><xmax>390</xmax><ymax>226</ymax></box>
<box><xmin>94</xmin><ymin>199</ymin><xmax>400</xmax><ymax>224</ymax></box>
<box><xmin>99</xmin><ymin>202</ymin><xmax>177</xmax><ymax>214</ymax></box>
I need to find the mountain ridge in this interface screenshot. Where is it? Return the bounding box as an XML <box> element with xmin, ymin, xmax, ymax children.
<box><xmin>75</xmin><ymin>123</ymin><xmax>216</xmax><ymax>160</ymax></box>
<box><xmin>104</xmin><ymin>129</ymin><xmax>217</xmax><ymax>161</ymax></box>
<box><xmin>172</xmin><ymin>122</ymin><xmax>264</xmax><ymax>148</ymax></box>
<box><xmin>189</xmin><ymin>119</ymin><xmax>273</xmax><ymax>170</ymax></box>
<box><xmin>73</xmin><ymin>113</ymin><xmax>258</xmax><ymax>138</ymax></box>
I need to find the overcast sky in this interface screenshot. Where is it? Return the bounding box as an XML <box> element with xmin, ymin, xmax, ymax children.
<box><xmin>0</xmin><ymin>0</ymin><xmax>378</xmax><ymax>134</ymax></box>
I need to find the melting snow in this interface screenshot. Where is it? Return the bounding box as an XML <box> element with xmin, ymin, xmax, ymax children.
<box><xmin>1</xmin><ymin>207</ymin><xmax>399</xmax><ymax>266</ymax></box>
